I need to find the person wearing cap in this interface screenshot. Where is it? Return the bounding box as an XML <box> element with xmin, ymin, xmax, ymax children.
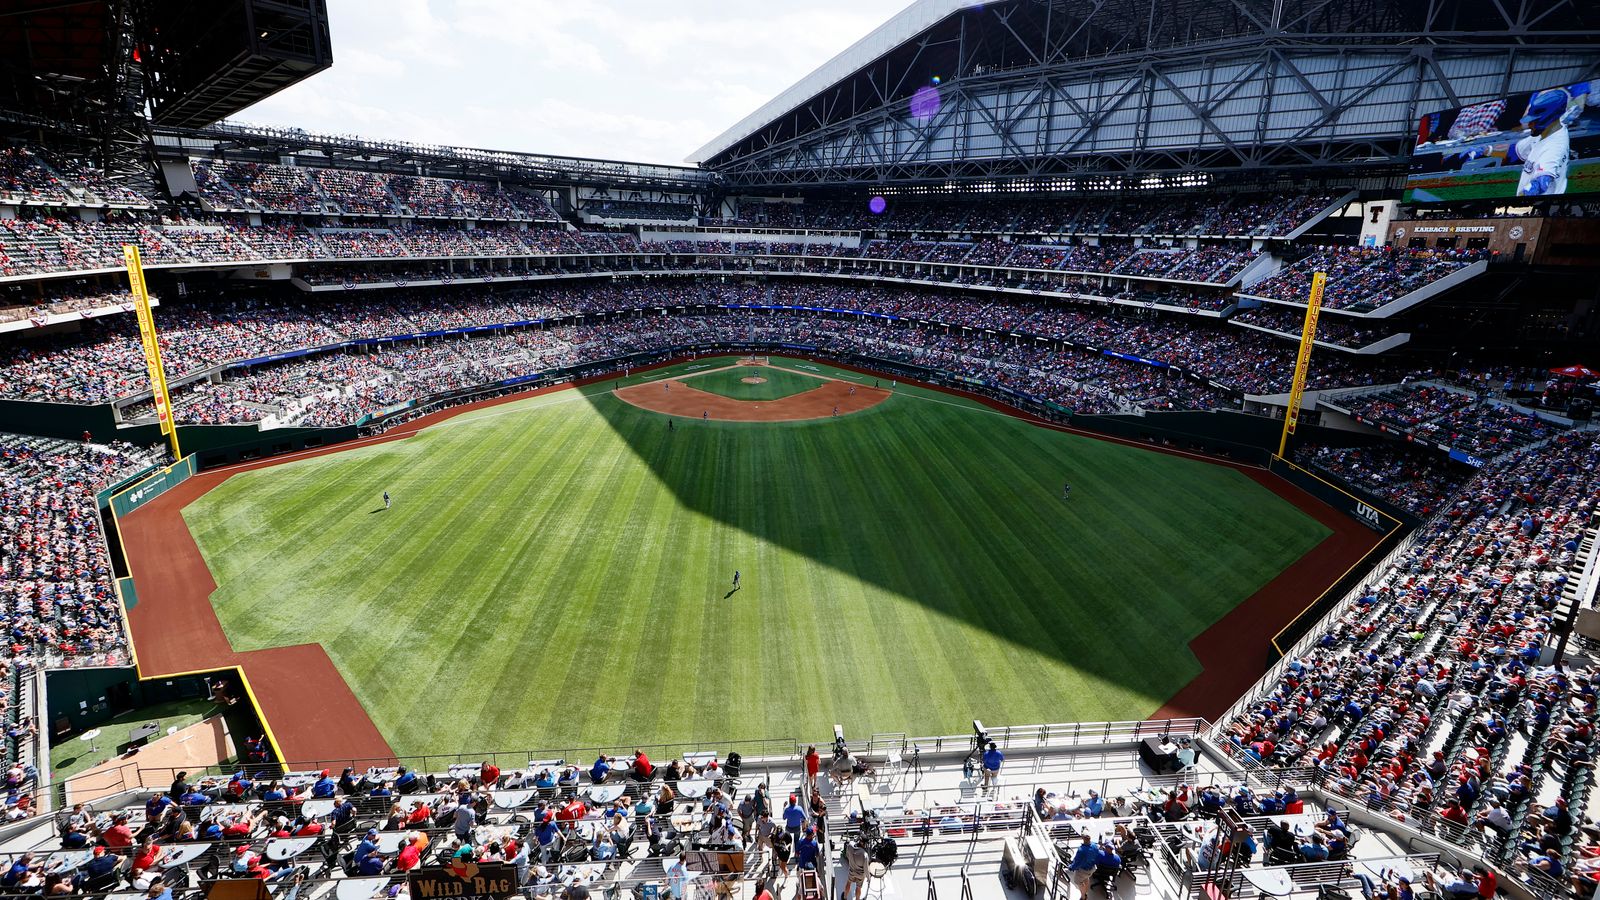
<box><xmin>795</xmin><ymin>828</ymin><xmax>819</xmax><ymax>870</ymax></box>
<box><xmin>394</xmin><ymin>767</ymin><xmax>418</xmax><ymax>794</ymax></box>
<box><xmin>358</xmin><ymin>848</ymin><xmax>387</xmax><ymax>876</ymax></box>
<box><xmin>980</xmin><ymin>742</ymin><xmax>1003</xmax><ymax>790</ymax></box>
<box><xmin>354</xmin><ymin>829</ymin><xmax>381</xmax><ymax>868</ymax></box>
<box><xmin>1067</xmin><ymin>835</ymin><xmax>1098</xmax><ymax>898</ymax></box>
<box><xmin>782</xmin><ymin>794</ymin><xmax>806</xmax><ymax>844</ymax></box>
<box><xmin>230</xmin><ymin>845</ymin><xmax>258</xmax><ymax>875</ymax></box>
<box><xmin>1541</xmin><ymin>797</ymin><xmax>1573</xmax><ymax>835</ymax></box>
<box><xmin>102</xmin><ymin>812</ymin><xmax>135</xmax><ymax>850</ymax></box>
<box><xmin>841</xmin><ymin>834</ymin><xmax>870</xmax><ymax>900</ymax></box>
<box><xmin>1083</xmin><ymin>790</ymin><xmax>1104</xmax><ymax>818</ymax></box>
<box><xmin>81</xmin><ymin>846</ymin><xmax>119</xmax><ymax>882</ymax></box>
<box><xmin>310</xmin><ymin>769</ymin><xmax>336</xmax><ymax>798</ymax></box>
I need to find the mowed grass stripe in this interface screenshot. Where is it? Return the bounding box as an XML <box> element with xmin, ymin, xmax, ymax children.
<box><xmin>186</xmin><ymin>360</ymin><xmax>1329</xmax><ymax>755</ymax></box>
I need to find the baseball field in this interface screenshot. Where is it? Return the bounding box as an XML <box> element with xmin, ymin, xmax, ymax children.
<box><xmin>173</xmin><ymin>357</ymin><xmax>1333</xmax><ymax>758</ymax></box>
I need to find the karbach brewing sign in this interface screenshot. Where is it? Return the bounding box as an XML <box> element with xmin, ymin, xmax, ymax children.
<box><xmin>409</xmin><ymin>861</ymin><xmax>519</xmax><ymax>900</ymax></box>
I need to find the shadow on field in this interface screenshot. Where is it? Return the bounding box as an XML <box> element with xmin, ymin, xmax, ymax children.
<box><xmin>561</xmin><ymin>363</ymin><xmax>1327</xmax><ymax>710</ymax></box>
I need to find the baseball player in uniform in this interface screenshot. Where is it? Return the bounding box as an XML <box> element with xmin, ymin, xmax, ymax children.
<box><xmin>1452</xmin><ymin>89</ymin><xmax>1572</xmax><ymax>196</ymax></box>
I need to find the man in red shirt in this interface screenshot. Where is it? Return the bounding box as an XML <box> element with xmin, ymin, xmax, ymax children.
<box><xmin>396</xmin><ymin>835</ymin><xmax>423</xmax><ymax>872</ymax></box>
<box><xmin>631</xmin><ymin>750</ymin><xmax>653</xmax><ymax>780</ymax></box>
<box><xmin>101</xmin><ymin>813</ymin><xmax>134</xmax><ymax>850</ymax></box>
<box><xmin>480</xmin><ymin>760</ymin><xmax>501</xmax><ymax>787</ymax></box>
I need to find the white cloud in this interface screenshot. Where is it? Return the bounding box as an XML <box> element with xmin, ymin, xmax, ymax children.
<box><xmin>234</xmin><ymin>0</ymin><xmax>913</xmax><ymax>165</ymax></box>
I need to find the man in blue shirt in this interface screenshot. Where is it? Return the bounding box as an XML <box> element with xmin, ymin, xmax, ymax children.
<box><xmin>590</xmin><ymin>756</ymin><xmax>612</xmax><ymax>784</ymax></box>
<box><xmin>796</xmin><ymin>829</ymin><xmax>820</xmax><ymax>870</ymax></box>
<box><xmin>369</xmin><ymin>781</ymin><xmax>393</xmax><ymax>799</ymax></box>
<box><xmin>394</xmin><ymin>768</ymin><xmax>418</xmax><ymax>794</ymax></box>
<box><xmin>358</xmin><ymin>850</ymin><xmax>386</xmax><ymax>876</ymax></box>
<box><xmin>782</xmin><ymin>795</ymin><xmax>807</xmax><ymax>843</ymax></box>
<box><xmin>178</xmin><ymin>787</ymin><xmax>210</xmax><ymax>807</ymax></box>
<box><xmin>980</xmin><ymin>743</ymin><xmax>1003</xmax><ymax>791</ymax></box>
<box><xmin>144</xmin><ymin>792</ymin><xmax>174</xmax><ymax>821</ymax></box>
<box><xmin>353</xmin><ymin>830</ymin><xmax>380</xmax><ymax>869</ymax></box>
<box><xmin>1083</xmin><ymin>791</ymin><xmax>1104</xmax><ymax>818</ymax></box>
<box><xmin>1299</xmin><ymin>834</ymin><xmax>1329</xmax><ymax>861</ymax></box>
<box><xmin>536</xmin><ymin>818</ymin><xmax>561</xmax><ymax>863</ymax></box>
<box><xmin>1067</xmin><ymin>836</ymin><xmax>1098</xmax><ymax>898</ymax></box>
<box><xmin>311</xmin><ymin>770</ymin><xmax>337</xmax><ymax>799</ymax></box>
<box><xmin>332</xmin><ymin>798</ymin><xmax>357</xmax><ymax>834</ymax></box>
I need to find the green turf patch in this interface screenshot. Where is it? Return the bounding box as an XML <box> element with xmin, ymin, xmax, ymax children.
<box><xmin>680</xmin><ymin>365</ymin><xmax>826</xmax><ymax>401</ymax></box>
<box><xmin>184</xmin><ymin>357</ymin><xmax>1331</xmax><ymax>756</ymax></box>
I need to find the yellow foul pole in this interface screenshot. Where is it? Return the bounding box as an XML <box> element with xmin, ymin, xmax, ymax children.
<box><xmin>1276</xmin><ymin>270</ymin><xmax>1326</xmax><ymax>460</ymax></box>
<box><xmin>123</xmin><ymin>244</ymin><xmax>183</xmax><ymax>460</ymax></box>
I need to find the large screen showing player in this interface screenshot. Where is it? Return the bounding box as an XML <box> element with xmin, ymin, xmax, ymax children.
<box><xmin>1405</xmin><ymin>82</ymin><xmax>1597</xmax><ymax>203</ymax></box>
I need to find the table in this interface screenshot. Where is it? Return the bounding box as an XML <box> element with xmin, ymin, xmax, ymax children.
<box><xmin>1133</xmin><ymin>789</ymin><xmax>1164</xmax><ymax>807</ymax></box>
<box><xmin>302</xmin><ymin>799</ymin><xmax>335</xmax><ymax>819</ymax></box>
<box><xmin>588</xmin><ymin>784</ymin><xmax>626</xmax><ymax>804</ymax></box>
<box><xmin>263</xmin><ymin>837</ymin><xmax>318</xmax><ymax>862</ymax></box>
<box><xmin>1359</xmin><ymin>861</ymin><xmax>1416</xmax><ymax>883</ymax></box>
<box><xmin>160</xmin><ymin>843</ymin><xmax>212</xmax><ymax>869</ymax></box>
<box><xmin>336</xmin><ymin>878</ymin><xmax>391</xmax><ymax>900</ymax></box>
<box><xmin>374</xmin><ymin>832</ymin><xmax>410</xmax><ymax>854</ymax></box>
<box><xmin>129</xmin><ymin>724</ymin><xmax>160</xmax><ymax>746</ymax></box>
<box><xmin>684</xmin><ymin>752</ymin><xmax>717</xmax><ymax>767</ymax></box>
<box><xmin>1242</xmin><ymin>869</ymin><xmax>1295</xmax><ymax>896</ymax></box>
<box><xmin>671</xmin><ymin>812</ymin><xmax>705</xmax><ymax>833</ymax></box>
<box><xmin>494</xmin><ymin>790</ymin><xmax>533</xmax><ymax>810</ymax></box>
<box><xmin>678</xmin><ymin>779</ymin><xmax>712</xmax><ymax>799</ymax></box>
<box><xmin>50</xmin><ymin>850</ymin><xmax>95</xmax><ymax>872</ymax></box>
<box><xmin>449</xmin><ymin>764</ymin><xmax>483</xmax><ymax>781</ymax></box>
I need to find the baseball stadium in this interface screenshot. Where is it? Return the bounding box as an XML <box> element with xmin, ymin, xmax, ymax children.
<box><xmin>0</xmin><ymin>3</ymin><xmax>1597</xmax><ymax>900</ymax></box>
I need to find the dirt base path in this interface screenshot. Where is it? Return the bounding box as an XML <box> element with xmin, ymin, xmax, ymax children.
<box><xmin>614</xmin><ymin>363</ymin><xmax>890</xmax><ymax>421</ymax></box>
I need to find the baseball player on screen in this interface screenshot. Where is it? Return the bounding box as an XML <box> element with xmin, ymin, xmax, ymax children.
<box><xmin>1451</xmin><ymin>88</ymin><xmax>1572</xmax><ymax>196</ymax></box>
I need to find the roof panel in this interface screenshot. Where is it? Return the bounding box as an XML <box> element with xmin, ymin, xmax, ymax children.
<box><xmin>686</xmin><ymin>0</ymin><xmax>984</xmax><ymax>164</ymax></box>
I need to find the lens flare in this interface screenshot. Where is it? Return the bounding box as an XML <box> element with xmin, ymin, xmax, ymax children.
<box><xmin>868</xmin><ymin>196</ymin><xmax>888</xmax><ymax>215</ymax></box>
<box><xmin>910</xmin><ymin>85</ymin><xmax>941</xmax><ymax>120</ymax></box>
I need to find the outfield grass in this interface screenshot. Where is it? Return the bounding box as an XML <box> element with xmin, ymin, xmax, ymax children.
<box><xmin>682</xmin><ymin>365</ymin><xmax>824</xmax><ymax>401</ymax></box>
<box><xmin>184</xmin><ymin>357</ymin><xmax>1330</xmax><ymax>757</ymax></box>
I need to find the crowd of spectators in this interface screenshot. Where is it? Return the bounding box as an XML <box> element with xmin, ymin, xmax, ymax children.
<box><xmin>1338</xmin><ymin>384</ymin><xmax>1567</xmax><ymax>457</ymax></box>
<box><xmin>1292</xmin><ymin>444</ymin><xmax>1476</xmax><ymax>517</ymax></box>
<box><xmin>1222</xmin><ymin>429</ymin><xmax>1600</xmax><ymax>890</ymax></box>
<box><xmin>0</xmin><ymin>435</ymin><xmax>163</xmax><ymax>666</ymax></box>
<box><xmin>0</xmin><ymin>279</ymin><xmax>1445</xmax><ymax>407</ymax></box>
<box><xmin>1232</xmin><ymin>306</ymin><xmax>1398</xmax><ymax>350</ymax></box>
<box><xmin>713</xmin><ymin>192</ymin><xmax>1337</xmax><ymax>237</ymax></box>
<box><xmin>183</xmin><ymin>161</ymin><xmax>561</xmax><ymax>221</ymax></box>
<box><xmin>1247</xmin><ymin>248</ymin><xmax>1488</xmax><ymax>312</ymax></box>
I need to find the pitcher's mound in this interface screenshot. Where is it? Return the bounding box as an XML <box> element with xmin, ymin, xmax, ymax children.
<box><xmin>741</xmin><ymin>376</ymin><xmax>768</xmax><ymax>385</ymax></box>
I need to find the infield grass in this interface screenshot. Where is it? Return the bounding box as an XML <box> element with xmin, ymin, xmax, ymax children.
<box><xmin>184</xmin><ymin>357</ymin><xmax>1330</xmax><ymax>757</ymax></box>
<box><xmin>682</xmin><ymin>365</ymin><xmax>825</xmax><ymax>401</ymax></box>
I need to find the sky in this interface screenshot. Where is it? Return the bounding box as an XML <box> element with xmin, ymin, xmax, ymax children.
<box><xmin>233</xmin><ymin>0</ymin><xmax>913</xmax><ymax>167</ymax></box>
